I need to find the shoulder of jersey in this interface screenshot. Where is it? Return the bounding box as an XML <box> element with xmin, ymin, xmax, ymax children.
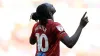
<box><xmin>54</xmin><ymin>22</ymin><xmax>64</xmax><ymax>32</ymax></box>
<box><xmin>53</xmin><ymin>22</ymin><xmax>61</xmax><ymax>26</ymax></box>
<box><xmin>33</xmin><ymin>22</ymin><xmax>39</xmax><ymax>29</ymax></box>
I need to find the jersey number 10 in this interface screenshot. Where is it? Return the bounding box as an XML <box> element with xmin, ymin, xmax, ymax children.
<box><xmin>35</xmin><ymin>33</ymin><xmax>49</xmax><ymax>52</ymax></box>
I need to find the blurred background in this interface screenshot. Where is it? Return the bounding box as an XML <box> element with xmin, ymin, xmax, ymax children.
<box><xmin>0</xmin><ymin>0</ymin><xmax>100</xmax><ymax>56</ymax></box>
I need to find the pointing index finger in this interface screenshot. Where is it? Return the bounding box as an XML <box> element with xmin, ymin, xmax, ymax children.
<box><xmin>82</xmin><ymin>12</ymin><xmax>87</xmax><ymax>18</ymax></box>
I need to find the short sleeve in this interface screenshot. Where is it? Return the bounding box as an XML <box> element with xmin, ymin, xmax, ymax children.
<box><xmin>53</xmin><ymin>22</ymin><xmax>68</xmax><ymax>40</ymax></box>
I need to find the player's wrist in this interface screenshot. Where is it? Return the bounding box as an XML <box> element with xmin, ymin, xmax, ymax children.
<box><xmin>79</xmin><ymin>25</ymin><xmax>84</xmax><ymax>29</ymax></box>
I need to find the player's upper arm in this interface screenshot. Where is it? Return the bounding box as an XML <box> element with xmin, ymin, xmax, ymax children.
<box><xmin>61</xmin><ymin>35</ymin><xmax>73</xmax><ymax>48</ymax></box>
<box><xmin>29</xmin><ymin>23</ymin><xmax>37</xmax><ymax>45</ymax></box>
<box><xmin>53</xmin><ymin>22</ymin><xmax>73</xmax><ymax>48</ymax></box>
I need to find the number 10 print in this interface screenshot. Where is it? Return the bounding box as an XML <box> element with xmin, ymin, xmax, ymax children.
<box><xmin>35</xmin><ymin>33</ymin><xmax>49</xmax><ymax>52</ymax></box>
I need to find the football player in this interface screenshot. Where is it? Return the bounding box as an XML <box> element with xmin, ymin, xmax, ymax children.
<box><xmin>29</xmin><ymin>3</ymin><xmax>89</xmax><ymax>56</ymax></box>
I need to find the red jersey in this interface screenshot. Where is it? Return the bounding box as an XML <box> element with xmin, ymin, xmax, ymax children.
<box><xmin>31</xmin><ymin>19</ymin><xmax>67</xmax><ymax>56</ymax></box>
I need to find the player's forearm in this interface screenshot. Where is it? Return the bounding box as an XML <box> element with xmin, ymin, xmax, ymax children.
<box><xmin>69</xmin><ymin>25</ymin><xmax>83</xmax><ymax>47</ymax></box>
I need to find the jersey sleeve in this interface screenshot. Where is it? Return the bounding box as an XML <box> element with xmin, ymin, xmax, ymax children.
<box><xmin>53</xmin><ymin>22</ymin><xmax>68</xmax><ymax>40</ymax></box>
<box><xmin>30</xmin><ymin>23</ymin><xmax>37</xmax><ymax>40</ymax></box>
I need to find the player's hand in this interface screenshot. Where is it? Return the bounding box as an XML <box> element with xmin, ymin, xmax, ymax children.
<box><xmin>79</xmin><ymin>12</ymin><xmax>89</xmax><ymax>28</ymax></box>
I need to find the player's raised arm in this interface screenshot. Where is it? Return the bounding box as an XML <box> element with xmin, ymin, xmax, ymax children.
<box><xmin>61</xmin><ymin>12</ymin><xmax>89</xmax><ymax>48</ymax></box>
